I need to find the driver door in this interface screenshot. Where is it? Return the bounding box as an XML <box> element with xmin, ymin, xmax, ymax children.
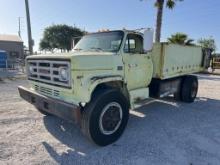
<box><xmin>122</xmin><ymin>33</ymin><xmax>152</xmax><ymax>90</ymax></box>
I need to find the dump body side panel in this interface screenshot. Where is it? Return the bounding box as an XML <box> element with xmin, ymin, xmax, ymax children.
<box><xmin>151</xmin><ymin>43</ymin><xmax>204</xmax><ymax>79</ymax></box>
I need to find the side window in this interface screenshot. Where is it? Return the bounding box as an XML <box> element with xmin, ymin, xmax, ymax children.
<box><xmin>129</xmin><ymin>39</ymin><xmax>136</xmax><ymax>49</ymax></box>
<box><xmin>124</xmin><ymin>34</ymin><xmax>143</xmax><ymax>54</ymax></box>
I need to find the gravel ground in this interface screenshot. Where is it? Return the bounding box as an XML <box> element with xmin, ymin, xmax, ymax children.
<box><xmin>0</xmin><ymin>74</ymin><xmax>220</xmax><ymax>165</ymax></box>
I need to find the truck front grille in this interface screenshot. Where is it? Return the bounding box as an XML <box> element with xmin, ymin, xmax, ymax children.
<box><xmin>27</xmin><ymin>59</ymin><xmax>71</xmax><ymax>88</ymax></box>
<box><xmin>34</xmin><ymin>85</ymin><xmax>60</xmax><ymax>98</ymax></box>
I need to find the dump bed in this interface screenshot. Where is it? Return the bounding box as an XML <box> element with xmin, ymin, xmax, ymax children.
<box><xmin>150</xmin><ymin>43</ymin><xmax>205</xmax><ymax>80</ymax></box>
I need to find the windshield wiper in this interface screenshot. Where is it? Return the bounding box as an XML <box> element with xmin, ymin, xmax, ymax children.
<box><xmin>89</xmin><ymin>47</ymin><xmax>103</xmax><ymax>51</ymax></box>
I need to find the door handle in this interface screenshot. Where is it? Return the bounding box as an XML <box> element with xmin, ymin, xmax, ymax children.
<box><xmin>128</xmin><ymin>64</ymin><xmax>138</xmax><ymax>68</ymax></box>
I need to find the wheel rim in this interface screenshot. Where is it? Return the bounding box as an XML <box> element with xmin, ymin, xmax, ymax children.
<box><xmin>191</xmin><ymin>81</ymin><xmax>198</xmax><ymax>98</ymax></box>
<box><xmin>99</xmin><ymin>102</ymin><xmax>123</xmax><ymax>135</ymax></box>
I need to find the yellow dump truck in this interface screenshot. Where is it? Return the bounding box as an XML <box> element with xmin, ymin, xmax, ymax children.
<box><xmin>18</xmin><ymin>29</ymin><xmax>211</xmax><ymax>146</ymax></box>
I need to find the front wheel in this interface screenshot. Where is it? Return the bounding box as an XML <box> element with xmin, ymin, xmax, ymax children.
<box><xmin>81</xmin><ymin>89</ymin><xmax>129</xmax><ymax>146</ymax></box>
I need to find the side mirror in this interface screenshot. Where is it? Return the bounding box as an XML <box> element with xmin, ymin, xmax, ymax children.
<box><xmin>143</xmin><ymin>28</ymin><xmax>154</xmax><ymax>52</ymax></box>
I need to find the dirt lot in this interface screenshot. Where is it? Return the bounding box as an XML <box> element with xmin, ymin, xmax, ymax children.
<box><xmin>0</xmin><ymin>74</ymin><xmax>220</xmax><ymax>165</ymax></box>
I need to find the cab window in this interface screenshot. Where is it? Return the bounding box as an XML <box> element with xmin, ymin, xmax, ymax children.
<box><xmin>124</xmin><ymin>34</ymin><xmax>143</xmax><ymax>54</ymax></box>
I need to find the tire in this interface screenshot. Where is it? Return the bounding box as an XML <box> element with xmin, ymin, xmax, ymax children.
<box><xmin>174</xmin><ymin>91</ymin><xmax>181</xmax><ymax>101</ymax></box>
<box><xmin>36</xmin><ymin>108</ymin><xmax>52</xmax><ymax>116</ymax></box>
<box><xmin>81</xmin><ymin>88</ymin><xmax>129</xmax><ymax>146</ymax></box>
<box><xmin>174</xmin><ymin>77</ymin><xmax>183</xmax><ymax>101</ymax></box>
<box><xmin>181</xmin><ymin>75</ymin><xmax>198</xmax><ymax>103</ymax></box>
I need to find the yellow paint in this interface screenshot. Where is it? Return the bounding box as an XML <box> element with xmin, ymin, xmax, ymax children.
<box><xmin>25</xmin><ymin>30</ymin><xmax>205</xmax><ymax>108</ymax></box>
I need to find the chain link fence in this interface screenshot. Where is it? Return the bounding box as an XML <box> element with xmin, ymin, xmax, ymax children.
<box><xmin>0</xmin><ymin>58</ymin><xmax>25</xmax><ymax>78</ymax></box>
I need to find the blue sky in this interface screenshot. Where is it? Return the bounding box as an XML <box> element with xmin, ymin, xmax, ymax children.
<box><xmin>0</xmin><ymin>0</ymin><xmax>219</xmax><ymax>52</ymax></box>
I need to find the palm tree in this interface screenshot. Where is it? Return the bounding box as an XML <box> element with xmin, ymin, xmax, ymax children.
<box><xmin>168</xmin><ymin>33</ymin><xmax>194</xmax><ymax>45</ymax></box>
<box><xmin>154</xmin><ymin>0</ymin><xmax>183</xmax><ymax>42</ymax></box>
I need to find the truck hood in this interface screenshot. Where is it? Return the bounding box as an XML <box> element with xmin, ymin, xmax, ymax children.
<box><xmin>71</xmin><ymin>52</ymin><xmax>115</xmax><ymax>71</ymax></box>
<box><xmin>26</xmin><ymin>51</ymin><xmax>116</xmax><ymax>71</ymax></box>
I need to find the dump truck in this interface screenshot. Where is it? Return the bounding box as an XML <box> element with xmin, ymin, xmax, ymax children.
<box><xmin>18</xmin><ymin>29</ymin><xmax>211</xmax><ymax>146</ymax></box>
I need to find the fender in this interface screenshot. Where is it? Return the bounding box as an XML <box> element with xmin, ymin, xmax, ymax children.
<box><xmin>89</xmin><ymin>75</ymin><xmax>124</xmax><ymax>92</ymax></box>
<box><xmin>74</xmin><ymin>74</ymin><xmax>124</xmax><ymax>104</ymax></box>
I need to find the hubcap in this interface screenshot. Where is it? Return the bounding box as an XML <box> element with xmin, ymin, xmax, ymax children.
<box><xmin>99</xmin><ymin>102</ymin><xmax>122</xmax><ymax>135</ymax></box>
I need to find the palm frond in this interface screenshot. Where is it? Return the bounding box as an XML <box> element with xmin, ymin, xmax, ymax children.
<box><xmin>166</xmin><ymin>0</ymin><xmax>175</xmax><ymax>9</ymax></box>
<box><xmin>154</xmin><ymin>0</ymin><xmax>162</xmax><ymax>8</ymax></box>
<box><xmin>185</xmin><ymin>39</ymin><xmax>195</xmax><ymax>46</ymax></box>
<box><xmin>167</xmin><ymin>32</ymin><xmax>194</xmax><ymax>45</ymax></box>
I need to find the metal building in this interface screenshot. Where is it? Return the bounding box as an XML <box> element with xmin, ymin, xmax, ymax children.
<box><xmin>0</xmin><ymin>34</ymin><xmax>24</xmax><ymax>59</ymax></box>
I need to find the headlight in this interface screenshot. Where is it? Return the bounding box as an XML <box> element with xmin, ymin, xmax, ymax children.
<box><xmin>59</xmin><ymin>67</ymin><xmax>68</xmax><ymax>81</ymax></box>
<box><xmin>29</xmin><ymin>65</ymin><xmax>34</xmax><ymax>74</ymax></box>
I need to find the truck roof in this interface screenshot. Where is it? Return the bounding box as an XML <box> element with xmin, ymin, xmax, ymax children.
<box><xmin>88</xmin><ymin>29</ymin><xmax>143</xmax><ymax>36</ymax></box>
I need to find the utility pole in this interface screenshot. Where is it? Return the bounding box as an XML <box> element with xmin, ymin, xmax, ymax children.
<box><xmin>18</xmin><ymin>17</ymin><xmax>21</xmax><ymax>37</ymax></box>
<box><xmin>25</xmin><ymin>0</ymin><xmax>33</xmax><ymax>55</ymax></box>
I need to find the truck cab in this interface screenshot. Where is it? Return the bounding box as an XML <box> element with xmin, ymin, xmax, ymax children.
<box><xmin>71</xmin><ymin>30</ymin><xmax>153</xmax><ymax>105</ymax></box>
<box><xmin>18</xmin><ymin>29</ymin><xmax>207</xmax><ymax>146</ymax></box>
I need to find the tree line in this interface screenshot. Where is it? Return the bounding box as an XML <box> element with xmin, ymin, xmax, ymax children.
<box><xmin>168</xmin><ymin>33</ymin><xmax>216</xmax><ymax>52</ymax></box>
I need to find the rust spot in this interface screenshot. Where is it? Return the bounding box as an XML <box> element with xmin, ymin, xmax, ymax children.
<box><xmin>74</xmin><ymin>107</ymin><xmax>82</xmax><ymax>125</ymax></box>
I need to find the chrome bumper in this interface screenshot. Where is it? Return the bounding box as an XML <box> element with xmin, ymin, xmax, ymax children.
<box><xmin>18</xmin><ymin>86</ymin><xmax>81</xmax><ymax>124</ymax></box>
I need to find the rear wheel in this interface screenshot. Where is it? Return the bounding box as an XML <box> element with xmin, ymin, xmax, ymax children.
<box><xmin>174</xmin><ymin>77</ymin><xmax>183</xmax><ymax>101</ymax></box>
<box><xmin>81</xmin><ymin>89</ymin><xmax>129</xmax><ymax>146</ymax></box>
<box><xmin>181</xmin><ymin>75</ymin><xmax>198</xmax><ymax>103</ymax></box>
<box><xmin>174</xmin><ymin>91</ymin><xmax>181</xmax><ymax>101</ymax></box>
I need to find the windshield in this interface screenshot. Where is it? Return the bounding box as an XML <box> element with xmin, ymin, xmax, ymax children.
<box><xmin>74</xmin><ymin>31</ymin><xmax>124</xmax><ymax>53</ymax></box>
